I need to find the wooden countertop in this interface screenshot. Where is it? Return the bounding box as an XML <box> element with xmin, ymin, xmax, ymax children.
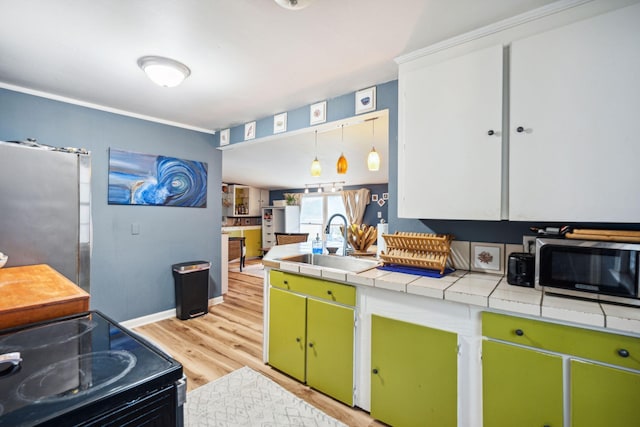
<box><xmin>0</xmin><ymin>264</ymin><xmax>90</xmax><ymax>330</ymax></box>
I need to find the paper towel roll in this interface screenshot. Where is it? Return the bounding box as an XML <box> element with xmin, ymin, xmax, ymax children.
<box><xmin>376</xmin><ymin>223</ymin><xmax>389</xmax><ymax>258</ymax></box>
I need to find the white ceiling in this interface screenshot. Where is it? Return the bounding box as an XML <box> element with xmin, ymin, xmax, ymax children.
<box><xmin>0</xmin><ymin>0</ymin><xmax>557</xmax><ymax>189</ymax></box>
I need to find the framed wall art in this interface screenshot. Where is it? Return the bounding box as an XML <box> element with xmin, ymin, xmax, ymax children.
<box><xmin>310</xmin><ymin>101</ymin><xmax>327</xmax><ymax>125</ymax></box>
<box><xmin>355</xmin><ymin>86</ymin><xmax>376</xmax><ymax>114</ymax></box>
<box><xmin>244</xmin><ymin>121</ymin><xmax>256</xmax><ymax>140</ymax></box>
<box><xmin>108</xmin><ymin>148</ymin><xmax>208</xmax><ymax>208</ymax></box>
<box><xmin>470</xmin><ymin>242</ymin><xmax>504</xmax><ymax>274</ymax></box>
<box><xmin>219</xmin><ymin>128</ymin><xmax>230</xmax><ymax>146</ymax></box>
<box><xmin>273</xmin><ymin>112</ymin><xmax>287</xmax><ymax>134</ymax></box>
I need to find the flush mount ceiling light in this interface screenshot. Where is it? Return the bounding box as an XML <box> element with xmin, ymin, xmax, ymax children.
<box><xmin>274</xmin><ymin>0</ymin><xmax>315</xmax><ymax>10</ymax></box>
<box><xmin>367</xmin><ymin>118</ymin><xmax>381</xmax><ymax>171</ymax></box>
<box><xmin>310</xmin><ymin>130</ymin><xmax>322</xmax><ymax>177</ymax></box>
<box><xmin>336</xmin><ymin>125</ymin><xmax>348</xmax><ymax>175</ymax></box>
<box><xmin>137</xmin><ymin>56</ymin><xmax>191</xmax><ymax>88</ymax></box>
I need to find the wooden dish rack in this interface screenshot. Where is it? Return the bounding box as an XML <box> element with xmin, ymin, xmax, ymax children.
<box><xmin>380</xmin><ymin>232</ymin><xmax>453</xmax><ymax>274</ymax></box>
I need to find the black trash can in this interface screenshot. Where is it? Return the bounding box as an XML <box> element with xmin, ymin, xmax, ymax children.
<box><xmin>172</xmin><ymin>261</ymin><xmax>211</xmax><ymax>320</ymax></box>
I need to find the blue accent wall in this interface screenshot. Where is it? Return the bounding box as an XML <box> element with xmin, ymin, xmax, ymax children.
<box><xmin>0</xmin><ymin>88</ymin><xmax>221</xmax><ymax>322</ymax></box>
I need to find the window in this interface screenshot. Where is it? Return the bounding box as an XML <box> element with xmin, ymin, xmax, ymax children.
<box><xmin>299</xmin><ymin>193</ymin><xmax>347</xmax><ymax>246</ymax></box>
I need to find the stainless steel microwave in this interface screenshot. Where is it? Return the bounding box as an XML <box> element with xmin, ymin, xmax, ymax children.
<box><xmin>535</xmin><ymin>238</ymin><xmax>640</xmax><ymax>307</ymax></box>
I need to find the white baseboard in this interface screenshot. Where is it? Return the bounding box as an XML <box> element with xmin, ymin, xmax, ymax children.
<box><xmin>122</xmin><ymin>296</ymin><xmax>225</xmax><ymax>329</ymax></box>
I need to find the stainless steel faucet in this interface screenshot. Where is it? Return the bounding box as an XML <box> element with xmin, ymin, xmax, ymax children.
<box><xmin>325</xmin><ymin>213</ymin><xmax>349</xmax><ymax>256</ymax></box>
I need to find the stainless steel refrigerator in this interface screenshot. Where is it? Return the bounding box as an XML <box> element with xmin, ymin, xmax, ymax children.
<box><xmin>0</xmin><ymin>141</ymin><xmax>91</xmax><ymax>292</ymax></box>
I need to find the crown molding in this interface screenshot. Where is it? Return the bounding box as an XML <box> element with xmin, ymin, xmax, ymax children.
<box><xmin>395</xmin><ymin>0</ymin><xmax>593</xmax><ymax>64</ymax></box>
<box><xmin>0</xmin><ymin>82</ymin><xmax>215</xmax><ymax>134</ymax></box>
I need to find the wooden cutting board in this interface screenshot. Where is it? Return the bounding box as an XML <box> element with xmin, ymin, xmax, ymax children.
<box><xmin>566</xmin><ymin>229</ymin><xmax>640</xmax><ymax>243</ymax></box>
<box><xmin>0</xmin><ymin>264</ymin><xmax>90</xmax><ymax>330</ymax></box>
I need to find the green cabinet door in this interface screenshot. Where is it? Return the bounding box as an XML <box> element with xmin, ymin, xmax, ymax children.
<box><xmin>483</xmin><ymin>340</ymin><xmax>563</xmax><ymax>427</ymax></box>
<box><xmin>306</xmin><ymin>298</ymin><xmax>354</xmax><ymax>406</ymax></box>
<box><xmin>571</xmin><ymin>359</ymin><xmax>640</xmax><ymax>427</ymax></box>
<box><xmin>244</xmin><ymin>228</ymin><xmax>262</xmax><ymax>258</ymax></box>
<box><xmin>268</xmin><ymin>287</ymin><xmax>307</xmax><ymax>382</ymax></box>
<box><xmin>371</xmin><ymin>315</ymin><xmax>458</xmax><ymax>427</ymax></box>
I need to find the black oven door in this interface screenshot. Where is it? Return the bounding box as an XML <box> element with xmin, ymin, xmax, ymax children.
<box><xmin>538</xmin><ymin>243</ymin><xmax>639</xmax><ymax>298</ymax></box>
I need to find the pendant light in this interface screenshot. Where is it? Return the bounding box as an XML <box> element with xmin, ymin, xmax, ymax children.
<box><xmin>367</xmin><ymin>118</ymin><xmax>381</xmax><ymax>171</ymax></box>
<box><xmin>310</xmin><ymin>130</ymin><xmax>321</xmax><ymax>177</ymax></box>
<box><xmin>336</xmin><ymin>124</ymin><xmax>348</xmax><ymax>174</ymax></box>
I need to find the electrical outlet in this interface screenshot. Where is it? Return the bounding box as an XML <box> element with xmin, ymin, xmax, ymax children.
<box><xmin>523</xmin><ymin>235</ymin><xmax>537</xmax><ymax>255</ymax></box>
<box><xmin>377</xmin><ymin>212</ymin><xmax>382</xmax><ymax>219</ymax></box>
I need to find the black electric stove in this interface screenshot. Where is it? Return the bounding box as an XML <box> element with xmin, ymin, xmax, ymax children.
<box><xmin>0</xmin><ymin>311</ymin><xmax>184</xmax><ymax>426</ymax></box>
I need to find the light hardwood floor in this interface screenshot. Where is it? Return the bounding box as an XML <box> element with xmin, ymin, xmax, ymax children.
<box><xmin>135</xmin><ymin>259</ymin><xmax>383</xmax><ymax>427</ymax></box>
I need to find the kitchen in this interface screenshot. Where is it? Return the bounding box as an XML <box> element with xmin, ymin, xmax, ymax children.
<box><xmin>2</xmin><ymin>0</ymin><xmax>640</xmax><ymax>425</ymax></box>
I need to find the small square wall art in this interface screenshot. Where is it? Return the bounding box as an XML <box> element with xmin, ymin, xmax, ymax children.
<box><xmin>310</xmin><ymin>101</ymin><xmax>327</xmax><ymax>125</ymax></box>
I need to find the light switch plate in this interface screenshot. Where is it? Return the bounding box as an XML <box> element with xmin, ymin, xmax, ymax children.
<box><xmin>131</xmin><ymin>223</ymin><xmax>140</xmax><ymax>235</ymax></box>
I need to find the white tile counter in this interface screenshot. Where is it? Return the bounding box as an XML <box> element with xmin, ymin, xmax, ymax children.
<box><xmin>263</xmin><ymin>244</ymin><xmax>640</xmax><ymax>335</ymax></box>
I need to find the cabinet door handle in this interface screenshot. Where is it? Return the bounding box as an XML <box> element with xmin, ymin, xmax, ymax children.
<box><xmin>308</xmin><ymin>342</ymin><xmax>314</xmax><ymax>348</ymax></box>
<box><xmin>327</xmin><ymin>290</ymin><xmax>333</xmax><ymax>295</ymax></box>
<box><xmin>516</xmin><ymin>126</ymin><xmax>525</xmax><ymax>133</ymax></box>
<box><xmin>372</xmin><ymin>368</ymin><xmax>379</xmax><ymax>374</ymax></box>
<box><xmin>295</xmin><ymin>337</ymin><xmax>301</xmax><ymax>343</ymax></box>
<box><xmin>515</xmin><ymin>329</ymin><xmax>524</xmax><ymax>337</ymax></box>
<box><xmin>618</xmin><ymin>349</ymin><xmax>630</xmax><ymax>358</ymax></box>
<box><xmin>487</xmin><ymin>130</ymin><xmax>495</xmax><ymax>136</ymax></box>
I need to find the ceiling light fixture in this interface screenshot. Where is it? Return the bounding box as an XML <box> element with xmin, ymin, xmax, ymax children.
<box><xmin>274</xmin><ymin>0</ymin><xmax>315</xmax><ymax>10</ymax></box>
<box><xmin>310</xmin><ymin>130</ymin><xmax>321</xmax><ymax>177</ymax></box>
<box><xmin>336</xmin><ymin>124</ymin><xmax>348</xmax><ymax>175</ymax></box>
<box><xmin>138</xmin><ymin>56</ymin><xmax>191</xmax><ymax>88</ymax></box>
<box><xmin>367</xmin><ymin>118</ymin><xmax>381</xmax><ymax>171</ymax></box>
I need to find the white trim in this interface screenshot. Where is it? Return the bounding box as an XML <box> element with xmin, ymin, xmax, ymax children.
<box><xmin>0</xmin><ymin>82</ymin><xmax>216</xmax><ymax>134</ymax></box>
<box><xmin>121</xmin><ymin>296</ymin><xmax>224</xmax><ymax>329</ymax></box>
<box><xmin>120</xmin><ymin>308</ymin><xmax>176</xmax><ymax>329</ymax></box>
<box><xmin>395</xmin><ymin>0</ymin><xmax>593</xmax><ymax>64</ymax></box>
<box><xmin>209</xmin><ymin>295</ymin><xmax>225</xmax><ymax>307</ymax></box>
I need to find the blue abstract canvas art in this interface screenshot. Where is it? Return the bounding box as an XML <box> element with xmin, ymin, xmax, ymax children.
<box><xmin>108</xmin><ymin>148</ymin><xmax>208</xmax><ymax>207</ymax></box>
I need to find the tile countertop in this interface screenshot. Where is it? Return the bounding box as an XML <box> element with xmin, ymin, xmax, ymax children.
<box><xmin>263</xmin><ymin>244</ymin><xmax>640</xmax><ymax>336</ymax></box>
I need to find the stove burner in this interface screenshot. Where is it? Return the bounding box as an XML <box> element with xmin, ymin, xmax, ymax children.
<box><xmin>0</xmin><ymin>319</ymin><xmax>97</xmax><ymax>352</ymax></box>
<box><xmin>17</xmin><ymin>350</ymin><xmax>136</xmax><ymax>403</ymax></box>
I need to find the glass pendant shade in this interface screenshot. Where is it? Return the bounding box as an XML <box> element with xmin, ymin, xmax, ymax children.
<box><xmin>310</xmin><ymin>157</ymin><xmax>321</xmax><ymax>177</ymax></box>
<box><xmin>367</xmin><ymin>147</ymin><xmax>380</xmax><ymax>171</ymax></box>
<box><xmin>337</xmin><ymin>153</ymin><xmax>348</xmax><ymax>174</ymax></box>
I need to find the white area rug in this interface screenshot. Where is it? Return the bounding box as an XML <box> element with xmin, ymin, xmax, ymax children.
<box><xmin>185</xmin><ymin>366</ymin><xmax>347</xmax><ymax>427</ymax></box>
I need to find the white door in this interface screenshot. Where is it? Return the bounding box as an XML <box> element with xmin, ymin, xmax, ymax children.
<box><xmin>509</xmin><ymin>3</ymin><xmax>640</xmax><ymax>222</ymax></box>
<box><xmin>398</xmin><ymin>45</ymin><xmax>504</xmax><ymax>220</ymax></box>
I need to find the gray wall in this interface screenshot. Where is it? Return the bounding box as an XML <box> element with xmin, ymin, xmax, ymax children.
<box><xmin>0</xmin><ymin>88</ymin><xmax>221</xmax><ymax>322</ymax></box>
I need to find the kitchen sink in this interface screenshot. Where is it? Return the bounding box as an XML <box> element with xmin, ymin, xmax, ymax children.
<box><xmin>278</xmin><ymin>253</ymin><xmax>379</xmax><ymax>273</ymax></box>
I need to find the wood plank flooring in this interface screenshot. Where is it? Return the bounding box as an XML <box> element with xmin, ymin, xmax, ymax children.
<box><xmin>135</xmin><ymin>259</ymin><xmax>382</xmax><ymax>427</ymax></box>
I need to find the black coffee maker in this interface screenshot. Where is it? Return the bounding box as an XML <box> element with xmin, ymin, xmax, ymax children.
<box><xmin>507</xmin><ymin>252</ymin><xmax>535</xmax><ymax>287</ymax></box>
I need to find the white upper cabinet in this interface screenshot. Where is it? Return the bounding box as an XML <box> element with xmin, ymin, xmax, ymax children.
<box><xmin>398</xmin><ymin>45</ymin><xmax>504</xmax><ymax>220</ymax></box>
<box><xmin>509</xmin><ymin>3</ymin><xmax>640</xmax><ymax>222</ymax></box>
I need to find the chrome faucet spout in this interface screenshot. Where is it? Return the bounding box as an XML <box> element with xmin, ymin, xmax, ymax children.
<box><xmin>325</xmin><ymin>213</ymin><xmax>349</xmax><ymax>256</ymax></box>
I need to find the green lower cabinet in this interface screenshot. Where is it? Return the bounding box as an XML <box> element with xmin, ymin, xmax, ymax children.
<box><xmin>244</xmin><ymin>228</ymin><xmax>262</xmax><ymax>258</ymax></box>
<box><xmin>370</xmin><ymin>315</ymin><xmax>457</xmax><ymax>427</ymax></box>
<box><xmin>482</xmin><ymin>340</ymin><xmax>563</xmax><ymax>427</ymax></box>
<box><xmin>306</xmin><ymin>298</ymin><xmax>354</xmax><ymax>406</ymax></box>
<box><xmin>268</xmin><ymin>283</ymin><xmax>355</xmax><ymax>406</ymax></box>
<box><xmin>571</xmin><ymin>359</ymin><xmax>640</xmax><ymax>427</ymax></box>
<box><xmin>268</xmin><ymin>287</ymin><xmax>307</xmax><ymax>382</ymax></box>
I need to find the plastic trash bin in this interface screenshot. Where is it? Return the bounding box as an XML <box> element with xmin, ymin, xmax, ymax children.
<box><xmin>172</xmin><ymin>261</ymin><xmax>211</xmax><ymax>320</ymax></box>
